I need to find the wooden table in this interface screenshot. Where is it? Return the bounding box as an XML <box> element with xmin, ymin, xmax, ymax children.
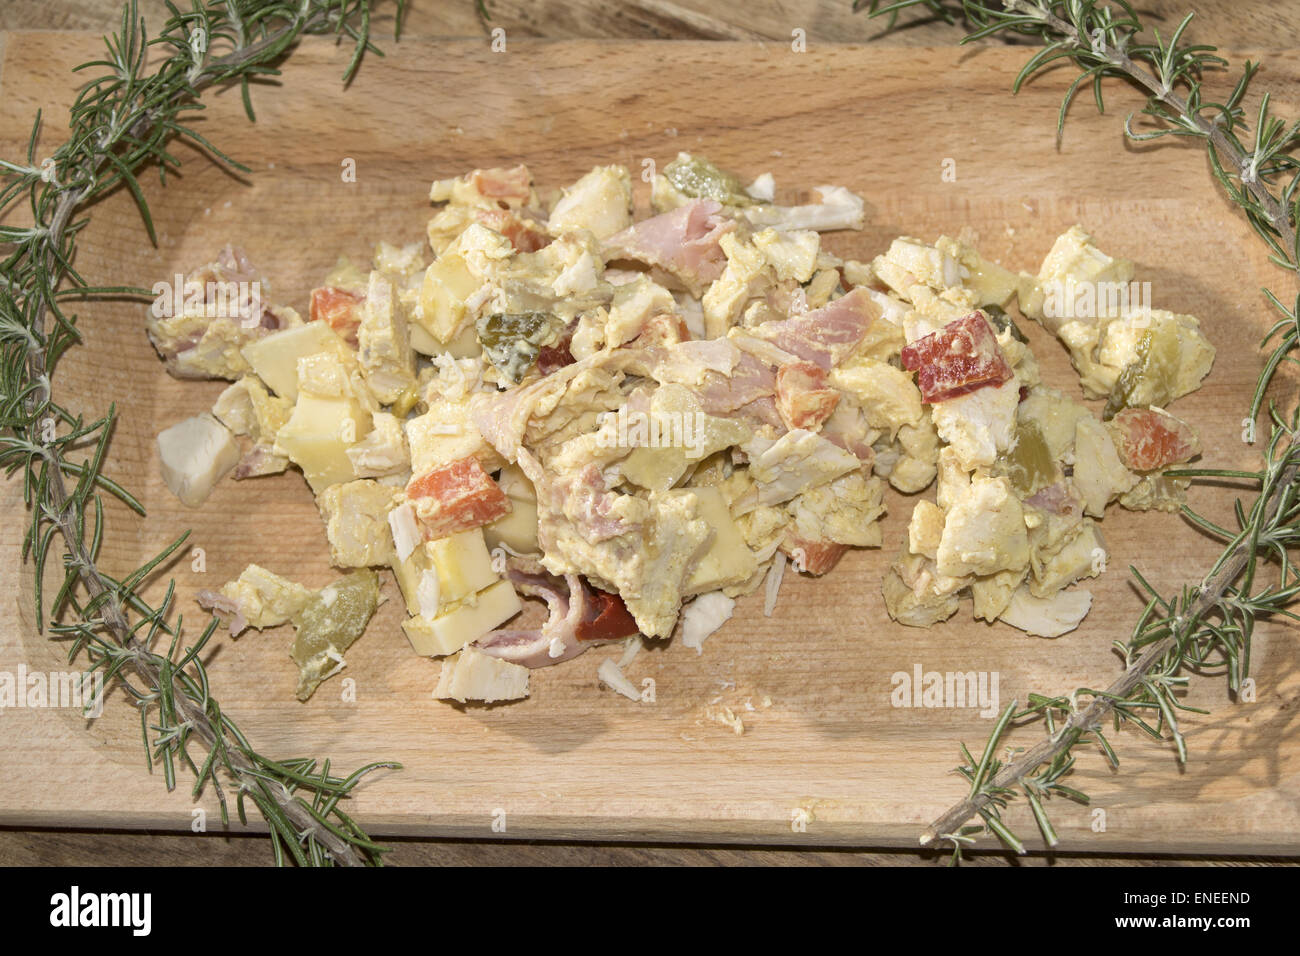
<box><xmin>1</xmin><ymin>0</ymin><xmax>1297</xmax><ymax>867</ymax></box>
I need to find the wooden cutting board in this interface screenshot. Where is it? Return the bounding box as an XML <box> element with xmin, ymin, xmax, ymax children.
<box><xmin>1</xmin><ymin>33</ymin><xmax>1297</xmax><ymax>855</ymax></box>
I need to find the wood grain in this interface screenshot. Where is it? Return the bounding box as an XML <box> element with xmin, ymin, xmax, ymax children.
<box><xmin>1</xmin><ymin>28</ymin><xmax>1298</xmax><ymax>864</ymax></box>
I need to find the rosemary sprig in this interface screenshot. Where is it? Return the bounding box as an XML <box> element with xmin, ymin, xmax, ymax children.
<box><xmin>858</xmin><ymin>0</ymin><xmax>1300</xmax><ymax>862</ymax></box>
<box><xmin>1</xmin><ymin>0</ymin><xmax>405</xmax><ymax>866</ymax></box>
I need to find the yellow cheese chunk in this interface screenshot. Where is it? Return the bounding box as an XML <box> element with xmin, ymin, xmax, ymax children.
<box><xmin>401</xmin><ymin>579</ymin><xmax>522</xmax><ymax>657</ymax></box>
<box><xmin>430</xmin><ymin>528</ymin><xmax>499</xmax><ymax>605</ymax></box>
<box><xmin>484</xmin><ymin>465</ymin><xmax>540</xmax><ymax>553</ymax></box>
<box><xmin>683</xmin><ymin>487</ymin><xmax>757</xmax><ymax>594</ymax></box>
<box><xmin>240</xmin><ymin>321</ymin><xmax>353</xmax><ymax>401</ymax></box>
<box><xmin>274</xmin><ymin>393</ymin><xmax>371</xmax><ymax>493</ymax></box>
<box><xmin>417</xmin><ymin>253</ymin><xmax>479</xmax><ymax>343</ymax></box>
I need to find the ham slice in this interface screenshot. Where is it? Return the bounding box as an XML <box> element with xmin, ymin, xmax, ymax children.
<box><xmin>475</xmin><ymin>557</ymin><xmax>639</xmax><ymax>668</ymax></box>
<box><xmin>752</xmin><ymin>287</ymin><xmax>879</xmax><ymax>370</ymax></box>
<box><xmin>604</xmin><ymin>199</ymin><xmax>734</xmax><ymax>294</ymax></box>
<box><xmin>901</xmin><ymin>311</ymin><xmax>1013</xmax><ymax>403</ymax></box>
<box><xmin>407</xmin><ymin>457</ymin><xmax>511</xmax><ymax>539</ymax></box>
<box><xmin>776</xmin><ymin>360</ymin><xmax>840</xmax><ymax>431</ymax></box>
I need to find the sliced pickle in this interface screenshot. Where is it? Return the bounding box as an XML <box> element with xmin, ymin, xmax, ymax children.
<box><xmin>1002</xmin><ymin>419</ymin><xmax>1055</xmax><ymax>497</ymax></box>
<box><xmin>1104</xmin><ymin>324</ymin><xmax>1178</xmax><ymax>420</ymax></box>
<box><xmin>663</xmin><ymin>154</ymin><xmax>753</xmax><ymax>207</ymax></box>
<box><xmin>476</xmin><ymin>311</ymin><xmax>555</xmax><ymax>384</ymax></box>
<box><xmin>290</xmin><ymin>569</ymin><xmax>380</xmax><ymax>701</ymax></box>
<box><xmin>982</xmin><ymin>304</ymin><xmax>1028</xmax><ymax>343</ymax></box>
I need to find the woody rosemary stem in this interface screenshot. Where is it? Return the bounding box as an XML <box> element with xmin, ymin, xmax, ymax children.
<box><xmin>921</xmin><ymin>461</ymin><xmax>1298</xmax><ymax>847</ymax></box>
<box><xmin>7</xmin><ymin>0</ymin><xmax>404</xmax><ymax>867</ymax></box>
<box><xmin>1007</xmin><ymin>0</ymin><xmax>1299</xmax><ymax>275</ymax></box>
<box><xmin>24</xmin><ymin>52</ymin><xmax>375</xmax><ymax>867</ymax></box>
<box><xmin>875</xmin><ymin>0</ymin><xmax>1300</xmax><ymax>854</ymax></box>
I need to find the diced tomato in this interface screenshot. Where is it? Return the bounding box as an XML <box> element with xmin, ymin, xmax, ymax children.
<box><xmin>310</xmin><ymin>287</ymin><xmax>364</xmax><ymax>344</ymax></box>
<box><xmin>780</xmin><ymin>536</ymin><xmax>848</xmax><ymax>576</ymax></box>
<box><xmin>406</xmin><ymin>457</ymin><xmax>511</xmax><ymax>539</ymax></box>
<box><xmin>776</xmin><ymin>360</ymin><xmax>840</xmax><ymax>431</ymax></box>
<box><xmin>470</xmin><ymin>165</ymin><xmax>532</xmax><ymax>205</ymax></box>
<box><xmin>900</xmin><ymin>311</ymin><xmax>1013</xmax><ymax>403</ymax></box>
<box><xmin>475</xmin><ymin>207</ymin><xmax>551</xmax><ymax>253</ymax></box>
<box><xmin>576</xmin><ymin>588</ymin><xmax>640</xmax><ymax>643</ymax></box>
<box><xmin>1110</xmin><ymin>407</ymin><xmax>1200</xmax><ymax>472</ymax></box>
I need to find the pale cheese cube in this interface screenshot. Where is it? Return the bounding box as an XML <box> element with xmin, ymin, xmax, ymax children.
<box><xmin>274</xmin><ymin>392</ymin><xmax>371</xmax><ymax>493</ymax></box>
<box><xmin>240</xmin><ymin>321</ymin><xmax>353</xmax><ymax>401</ymax></box>
<box><xmin>403</xmin><ymin>579</ymin><xmax>522</xmax><ymax>657</ymax></box>
<box><xmin>684</xmin><ymin>486</ymin><xmax>758</xmax><ymax>594</ymax></box>
<box><xmin>484</xmin><ymin>464</ymin><xmax>540</xmax><ymax>553</ymax></box>
<box><xmin>406</xmin><ymin>399</ymin><xmax>501</xmax><ymax>474</ymax></box>
<box><xmin>430</xmin><ymin>528</ymin><xmax>499</xmax><ymax>606</ymax></box>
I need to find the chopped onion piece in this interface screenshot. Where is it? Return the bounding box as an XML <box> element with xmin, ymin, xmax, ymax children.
<box><xmin>416</xmin><ymin>568</ymin><xmax>441</xmax><ymax>619</ymax></box>
<box><xmin>388</xmin><ymin>502</ymin><xmax>420</xmax><ymax>562</ymax></box>
<box><xmin>681</xmin><ymin>592</ymin><xmax>736</xmax><ymax>655</ymax></box>
<box><xmin>597</xmin><ymin>658</ymin><xmax>641</xmax><ymax>702</ymax></box>
<box><xmin>764</xmin><ymin>552</ymin><xmax>788</xmax><ymax>617</ymax></box>
<box><xmin>746</xmin><ymin>172</ymin><xmax>776</xmax><ymax>202</ymax></box>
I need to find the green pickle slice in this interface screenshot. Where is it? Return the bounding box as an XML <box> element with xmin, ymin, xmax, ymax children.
<box><xmin>1002</xmin><ymin>419</ymin><xmax>1055</xmax><ymax>497</ymax></box>
<box><xmin>663</xmin><ymin>154</ymin><xmax>753</xmax><ymax>207</ymax></box>
<box><xmin>477</xmin><ymin>311</ymin><xmax>556</xmax><ymax>384</ymax></box>
<box><xmin>1104</xmin><ymin>323</ymin><xmax>1178</xmax><ymax>420</ymax></box>
<box><xmin>290</xmin><ymin>569</ymin><xmax>380</xmax><ymax>701</ymax></box>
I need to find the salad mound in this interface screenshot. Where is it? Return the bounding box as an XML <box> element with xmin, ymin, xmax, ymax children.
<box><xmin>148</xmin><ymin>154</ymin><xmax>1214</xmax><ymax>704</ymax></box>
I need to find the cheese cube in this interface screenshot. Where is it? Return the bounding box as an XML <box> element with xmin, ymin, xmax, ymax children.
<box><xmin>483</xmin><ymin>464</ymin><xmax>539</xmax><ymax>553</ymax></box>
<box><xmin>683</xmin><ymin>487</ymin><xmax>757</xmax><ymax>594</ymax></box>
<box><xmin>274</xmin><ymin>393</ymin><xmax>371</xmax><ymax>493</ymax></box>
<box><xmin>430</xmin><ymin>528</ymin><xmax>499</xmax><ymax>605</ymax></box>
<box><xmin>401</xmin><ymin>579</ymin><xmax>521</xmax><ymax>657</ymax></box>
<box><xmin>240</xmin><ymin>321</ymin><xmax>354</xmax><ymax>401</ymax></box>
<box><xmin>417</xmin><ymin>242</ymin><xmax>493</xmax><ymax>343</ymax></box>
<box><xmin>406</xmin><ymin>399</ymin><xmax>502</xmax><ymax>473</ymax></box>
